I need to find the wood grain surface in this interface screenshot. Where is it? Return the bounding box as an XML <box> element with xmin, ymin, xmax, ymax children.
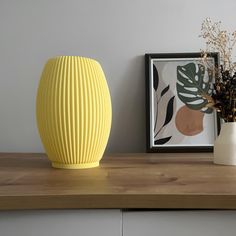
<box><xmin>0</xmin><ymin>153</ymin><xmax>236</xmax><ymax>210</ymax></box>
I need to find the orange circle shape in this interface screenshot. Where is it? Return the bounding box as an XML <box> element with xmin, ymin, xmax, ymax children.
<box><xmin>175</xmin><ymin>105</ymin><xmax>204</xmax><ymax>136</ymax></box>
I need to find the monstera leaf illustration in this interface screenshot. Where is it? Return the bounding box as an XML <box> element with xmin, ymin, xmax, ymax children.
<box><xmin>176</xmin><ymin>62</ymin><xmax>213</xmax><ymax>114</ymax></box>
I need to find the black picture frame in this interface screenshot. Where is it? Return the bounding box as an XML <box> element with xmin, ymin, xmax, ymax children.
<box><xmin>145</xmin><ymin>52</ymin><xmax>221</xmax><ymax>153</ymax></box>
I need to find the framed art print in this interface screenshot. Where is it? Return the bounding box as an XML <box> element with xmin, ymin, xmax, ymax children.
<box><xmin>145</xmin><ymin>52</ymin><xmax>220</xmax><ymax>152</ymax></box>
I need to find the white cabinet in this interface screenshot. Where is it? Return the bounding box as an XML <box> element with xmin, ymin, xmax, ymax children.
<box><xmin>123</xmin><ymin>211</ymin><xmax>236</xmax><ymax>236</ymax></box>
<box><xmin>0</xmin><ymin>210</ymin><xmax>121</xmax><ymax>236</ymax></box>
<box><xmin>1</xmin><ymin>210</ymin><xmax>236</xmax><ymax>236</ymax></box>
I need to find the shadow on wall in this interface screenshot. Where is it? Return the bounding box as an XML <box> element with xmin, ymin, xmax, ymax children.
<box><xmin>106</xmin><ymin>55</ymin><xmax>146</xmax><ymax>153</ymax></box>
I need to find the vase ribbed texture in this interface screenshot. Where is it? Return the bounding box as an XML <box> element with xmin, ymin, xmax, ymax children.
<box><xmin>36</xmin><ymin>56</ymin><xmax>112</xmax><ymax>169</ymax></box>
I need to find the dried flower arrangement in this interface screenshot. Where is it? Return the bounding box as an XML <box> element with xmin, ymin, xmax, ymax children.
<box><xmin>200</xmin><ymin>18</ymin><xmax>236</xmax><ymax>122</ymax></box>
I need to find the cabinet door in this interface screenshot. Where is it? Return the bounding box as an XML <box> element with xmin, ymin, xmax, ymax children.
<box><xmin>0</xmin><ymin>210</ymin><xmax>121</xmax><ymax>236</ymax></box>
<box><xmin>123</xmin><ymin>211</ymin><xmax>236</xmax><ymax>236</ymax></box>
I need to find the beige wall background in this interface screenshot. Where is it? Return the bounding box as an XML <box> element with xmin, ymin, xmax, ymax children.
<box><xmin>1</xmin><ymin>0</ymin><xmax>236</xmax><ymax>153</ymax></box>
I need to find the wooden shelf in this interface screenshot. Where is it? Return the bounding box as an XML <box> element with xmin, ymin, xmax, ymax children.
<box><xmin>0</xmin><ymin>153</ymin><xmax>236</xmax><ymax>210</ymax></box>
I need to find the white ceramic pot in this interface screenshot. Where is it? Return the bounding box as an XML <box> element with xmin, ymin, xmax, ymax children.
<box><xmin>214</xmin><ymin>122</ymin><xmax>236</xmax><ymax>165</ymax></box>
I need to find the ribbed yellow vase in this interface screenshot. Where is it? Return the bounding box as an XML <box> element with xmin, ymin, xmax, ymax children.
<box><xmin>36</xmin><ymin>56</ymin><xmax>112</xmax><ymax>169</ymax></box>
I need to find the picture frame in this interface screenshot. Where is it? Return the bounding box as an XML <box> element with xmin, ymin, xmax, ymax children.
<box><xmin>145</xmin><ymin>52</ymin><xmax>221</xmax><ymax>153</ymax></box>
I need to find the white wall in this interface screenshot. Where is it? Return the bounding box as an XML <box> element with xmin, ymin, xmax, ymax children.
<box><xmin>1</xmin><ymin>0</ymin><xmax>236</xmax><ymax>153</ymax></box>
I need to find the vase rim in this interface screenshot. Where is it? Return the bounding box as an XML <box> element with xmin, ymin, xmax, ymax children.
<box><xmin>222</xmin><ymin>122</ymin><xmax>236</xmax><ymax>126</ymax></box>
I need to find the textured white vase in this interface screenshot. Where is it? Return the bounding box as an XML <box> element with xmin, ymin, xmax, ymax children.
<box><xmin>214</xmin><ymin>122</ymin><xmax>236</xmax><ymax>165</ymax></box>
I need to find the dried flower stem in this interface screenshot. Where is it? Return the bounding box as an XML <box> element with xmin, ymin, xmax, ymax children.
<box><xmin>200</xmin><ymin>18</ymin><xmax>236</xmax><ymax>122</ymax></box>
<box><xmin>200</xmin><ymin>18</ymin><xmax>236</xmax><ymax>72</ymax></box>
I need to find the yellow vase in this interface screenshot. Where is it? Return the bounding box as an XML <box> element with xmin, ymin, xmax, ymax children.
<box><xmin>36</xmin><ymin>56</ymin><xmax>112</xmax><ymax>169</ymax></box>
